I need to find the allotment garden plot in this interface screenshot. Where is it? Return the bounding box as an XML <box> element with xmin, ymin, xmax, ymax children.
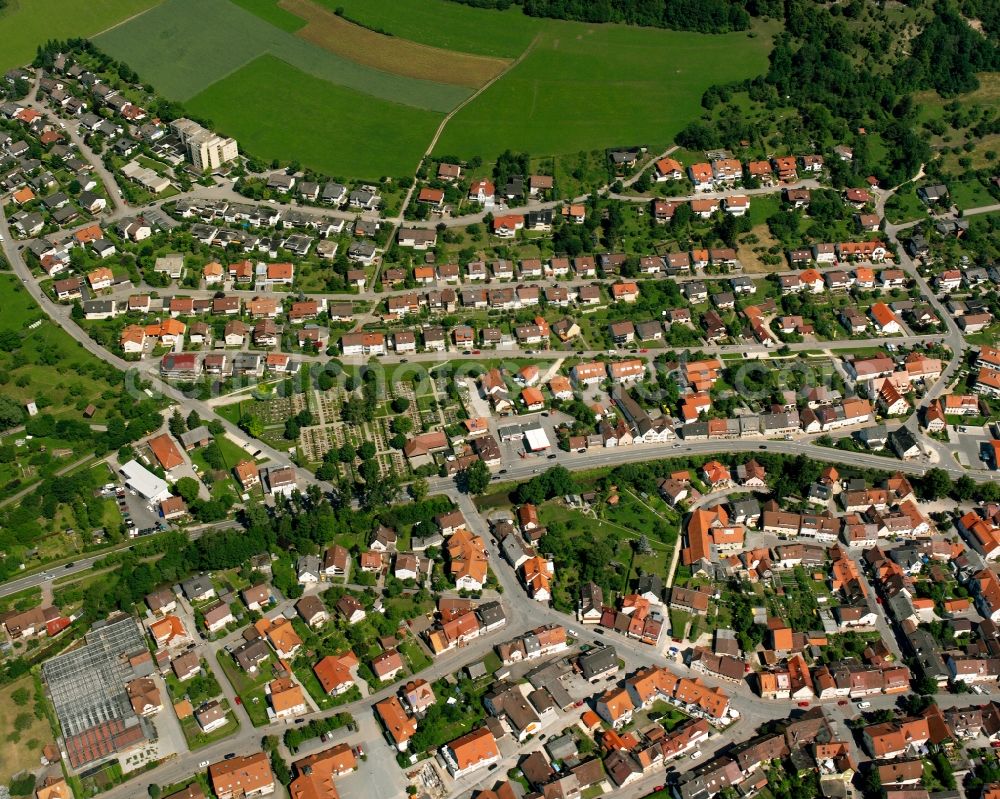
<box><xmin>296</xmin><ymin>381</ymin><xmax>443</xmax><ymax>480</ymax></box>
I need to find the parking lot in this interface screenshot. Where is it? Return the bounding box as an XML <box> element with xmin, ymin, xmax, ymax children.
<box><xmin>951</xmin><ymin>426</ymin><xmax>994</xmax><ymax>471</ymax></box>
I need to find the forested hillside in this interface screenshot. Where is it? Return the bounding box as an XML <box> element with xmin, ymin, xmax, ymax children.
<box><xmin>679</xmin><ymin>0</ymin><xmax>1000</xmax><ymax>188</ymax></box>
<box><xmin>444</xmin><ymin>0</ymin><xmax>773</xmax><ymax>33</ymax></box>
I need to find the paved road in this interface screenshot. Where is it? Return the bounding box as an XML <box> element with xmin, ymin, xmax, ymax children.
<box><xmin>0</xmin><ymin>519</ymin><xmax>242</xmax><ymax>599</ymax></box>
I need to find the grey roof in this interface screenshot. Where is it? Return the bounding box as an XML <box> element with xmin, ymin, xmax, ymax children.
<box><xmin>297</xmin><ymin>554</ymin><xmax>322</xmax><ymax>577</ymax></box>
<box><xmin>82</xmin><ymin>299</ymin><xmax>115</xmax><ymax>314</ymax></box>
<box><xmin>731</xmin><ymin>498</ymin><xmax>761</xmax><ymax>518</ymax></box>
<box><xmin>888</xmin><ymin>426</ymin><xmax>919</xmax><ymax>454</ymax></box>
<box><xmin>178</xmin><ymin>426</ymin><xmax>211</xmax><ymax>448</ymax></box>
<box><xmin>476</xmin><ymin>600</ymin><xmax>506</xmax><ymax>628</ymax></box>
<box><xmin>182</xmin><ymin>575</ymin><xmax>214</xmax><ymax>599</ymax></box>
<box><xmin>636</xmin><ymin>573</ymin><xmax>663</xmax><ymax>599</ymax></box>
<box><xmin>545</xmin><ymin>732</ymin><xmax>579</xmax><ymax>761</ymax></box>
<box><xmin>579</xmin><ymin>645</ymin><xmax>617</xmax><ymax>679</ymax></box>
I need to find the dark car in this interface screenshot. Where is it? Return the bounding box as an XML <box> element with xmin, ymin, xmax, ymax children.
<box><xmin>547</xmin><ymin>454</ymin><xmax>558</xmax><ymax>460</ymax></box>
<box><xmin>225</xmin><ymin>753</ymin><xmax>236</xmax><ymax>760</ymax></box>
<box><xmin>65</xmin><ymin>562</ymin><xmax>75</xmax><ymax>568</ymax></box>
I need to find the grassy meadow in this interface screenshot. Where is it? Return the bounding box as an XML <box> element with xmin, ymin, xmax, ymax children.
<box><xmin>281</xmin><ymin>0</ymin><xmax>510</xmax><ymax>88</ymax></box>
<box><xmin>315</xmin><ymin>0</ymin><xmax>541</xmax><ymax>58</ymax></box>
<box><xmin>434</xmin><ymin>21</ymin><xmax>776</xmax><ymax>162</ymax></box>
<box><xmin>229</xmin><ymin>0</ymin><xmax>306</xmax><ymax>31</ymax></box>
<box><xmin>0</xmin><ymin>0</ymin><xmax>160</xmax><ymax>72</ymax></box>
<box><xmin>95</xmin><ymin>0</ymin><xmax>469</xmax><ymax>110</ymax></box>
<box><xmin>185</xmin><ymin>55</ymin><xmax>443</xmax><ymax>179</ymax></box>
<box><xmin>0</xmin><ymin>276</ymin><xmax>122</xmax><ymax>420</ymax></box>
<box><xmin>96</xmin><ymin>0</ymin><xmax>777</xmax><ymax>183</ymax></box>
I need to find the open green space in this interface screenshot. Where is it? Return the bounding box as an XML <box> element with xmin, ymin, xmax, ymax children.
<box><xmin>95</xmin><ymin>0</ymin><xmax>468</xmax><ymax>110</ymax></box>
<box><xmin>0</xmin><ymin>276</ymin><xmax>121</xmax><ymax>421</ymax></box>
<box><xmin>230</xmin><ymin>0</ymin><xmax>306</xmax><ymax>32</ymax></box>
<box><xmin>180</xmin><ymin>704</ymin><xmax>240</xmax><ymax>750</ymax></box>
<box><xmin>215</xmin><ymin>650</ymin><xmax>273</xmax><ymax>726</ymax></box>
<box><xmin>185</xmin><ymin>55</ymin><xmax>443</xmax><ymax>179</ymax></box>
<box><xmin>399</xmin><ymin>639</ymin><xmax>432</xmax><ymax>673</ymax></box>
<box><xmin>0</xmin><ymin>0</ymin><xmax>161</xmax><ymax>73</ymax></box>
<box><xmin>318</xmin><ymin>0</ymin><xmax>541</xmax><ymax>58</ymax></box>
<box><xmin>0</xmin><ymin>676</ymin><xmax>51</xmax><ymax>785</ymax></box>
<box><xmin>434</xmin><ymin>20</ymin><xmax>776</xmax><ymax>163</ymax></box>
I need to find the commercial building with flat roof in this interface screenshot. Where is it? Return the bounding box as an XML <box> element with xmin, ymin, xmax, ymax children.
<box><xmin>120</xmin><ymin>459</ymin><xmax>171</xmax><ymax>503</ymax></box>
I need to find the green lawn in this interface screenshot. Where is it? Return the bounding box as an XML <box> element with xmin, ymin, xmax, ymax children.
<box><xmin>884</xmin><ymin>188</ymin><xmax>926</xmax><ymax>224</ymax></box>
<box><xmin>434</xmin><ymin>20</ymin><xmax>776</xmax><ymax>162</ymax></box>
<box><xmin>399</xmin><ymin>639</ymin><xmax>432</xmax><ymax>674</ymax></box>
<box><xmin>0</xmin><ymin>0</ymin><xmax>160</xmax><ymax>72</ymax></box>
<box><xmin>95</xmin><ymin>0</ymin><xmax>468</xmax><ymax>110</ymax></box>
<box><xmin>319</xmin><ymin>0</ymin><xmax>542</xmax><ymax>58</ymax></box>
<box><xmin>215</xmin><ymin>650</ymin><xmax>274</xmax><ymax>727</ymax></box>
<box><xmin>293</xmin><ymin>661</ymin><xmax>361</xmax><ymax>710</ymax></box>
<box><xmin>949</xmin><ymin>176</ymin><xmax>996</xmax><ymax>211</ymax></box>
<box><xmin>180</xmin><ymin>706</ymin><xmax>240</xmax><ymax>750</ymax></box>
<box><xmin>185</xmin><ymin>55</ymin><xmax>443</xmax><ymax>179</ymax></box>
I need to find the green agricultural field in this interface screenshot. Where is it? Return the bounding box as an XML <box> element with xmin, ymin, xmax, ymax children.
<box><xmin>0</xmin><ymin>0</ymin><xmax>160</xmax><ymax>73</ymax></box>
<box><xmin>317</xmin><ymin>0</ymin><xmax>541</xmax><ymax>58</ymax></box>
<box><xmin>94</xmin><ymin>0</ymin><xmax>469</xmax><ymax>110</ymax></box>
<box><xmin>434</xmin><ymin>21</ymin><xmax>776</xmax><ymax>163</ymax></box>
<box><xmin>185</xmin><ymin>55</ymin><xmax>442</xmax><ymax>178</ymax></box>
<box><xmin>230</xmin><ymin>0</ymin><xmax>305</xmax><ymax>31</ymax></box>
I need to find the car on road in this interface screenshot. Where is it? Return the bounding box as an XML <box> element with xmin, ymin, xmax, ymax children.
<box><xmin>225</xmin><ymin>753</ymin><xmax>236</xmax><ymax>760</ymax></box>
<box><xmin>857</xmin><ymin>701</ymin><xmax>871</xmax><ymax>710</ymax></box>
<box><xmin>65</xmin><ymin>562</ymin><xmax>75</xmax><ymax>568</ymax></box>
<box><xmin>400</xmin><ymin>358</ymin><xmax>408</xmax><ymax>363</ymax></box>
<box><xmin>472</xmin><ymin>350</ymin><xmax>481</xmax><ymax>355</ymax></box>
<box><xmin>547</xmin><ymin>454</ymin><xmax>557</xmax><ymax>459</ymax></box>
<box><xmin>992</xmin><ymin>741</ymin><xmax>1000</xmax><ymax>749</ymax></box>
<box><xmin>354</xmin><ymin>744</ymin><xmax>364</xmax><ymax>757</ymax></box>
<box><xmin>295</xmin><ymin>718</ymin><xmax>304</xmax><ymax>723</ymax></box>
<box><xmin>797</xmin><ymin>701</ymin><xmax>810</xmax><ymax>707</ymax></box>
<box><xmin>234</xmin><ymin>697</ymin><xmax>241</xmax><ymax>705</ymax></box>
<box><xmin>499</xmin><ymin>469</ymin><xmax>508</xmax><ymax>474</ymax></box>
<box><xmin>462</xmin><ymin>350</ymin><xmax>471</xmax><ymax>355</ymax></box>
<box><xmin>199</xmin><ymin>761</ymin><xmax>210</xmax><ymax>768</ymax></box>
<box><xmin>690</xmin><ymin>751</ymin><xmax>702</xmax><ymax>760</ymax></box>
<box><xmin>838</xmin><ymin>699</ymin><xmax>848</xmax><ymax>706</ymax></box>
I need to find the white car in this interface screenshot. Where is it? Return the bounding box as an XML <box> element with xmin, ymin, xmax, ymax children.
<box><xmin>857</xmin><ymin>701</ymin><xmax>871</xmax><ymax>710</ymax></box>
<box><xmin>199</xmin><ymin>760</ymin><xmax>209</xmax><ymax>768</ymax></box>
<box><xmin>690</xmin><ymin>750</ymin><xmax>702</xmax><ymax>760</ymax></box>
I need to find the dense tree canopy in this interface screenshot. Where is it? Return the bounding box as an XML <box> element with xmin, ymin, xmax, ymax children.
<box><xmin>447</xmin><ymin>0</ymin><xmax>758</xmax><ymax>32</ymax></box>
